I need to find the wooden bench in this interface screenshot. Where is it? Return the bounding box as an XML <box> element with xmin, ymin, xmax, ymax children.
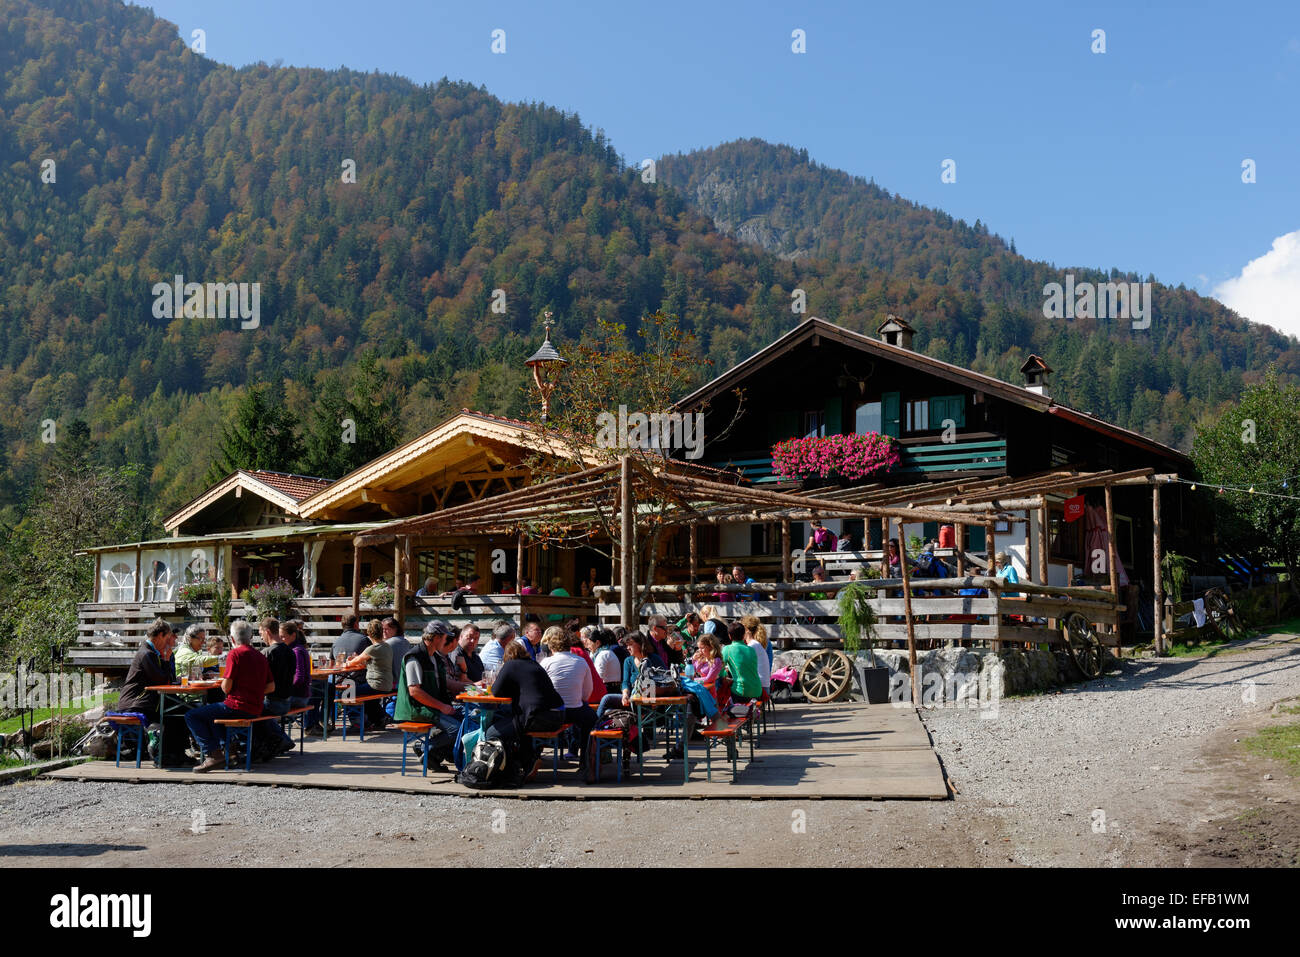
<box><xmin>589</xmin><ymin>728</ymin><xmax>625</xmax><ymax>783</ymax></box>
<box><xmin>527</xmin><ymin>723</ymin><xmax>574</xmax><ymax>782</ymax></box>
<box><xmin>279</xmin><ymin>706</ymin><xmax>314</xmax><ymax>753</ymax></box>
<box><xmin>104</xmin><ymin>713</ymin><xmax>147</xmax><ymax>768</ymax></box>
<box><xmin>391</xmin><ymin>722</ymin><xmax>436</xmax><ymax>776</ymax></box>
<box><xmin>699</xmin><ymin>715</ymin><xmax>750</xmax><ymax>782</ymax></box>
<box><xmin>213</xmin><ymin>715</ymin><xmax>280</xmax><ymax>771</ymax></box>
<box><xmin>333</xmin><ymin>693</ymin><xmax>396</xmax><ymax>742</ymax></box>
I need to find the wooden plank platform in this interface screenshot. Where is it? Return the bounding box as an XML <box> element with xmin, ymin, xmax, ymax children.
<box><xmin>41</xmin><ymin>703</ymin><xmax>948</xmax><ymax>800</ymax></box>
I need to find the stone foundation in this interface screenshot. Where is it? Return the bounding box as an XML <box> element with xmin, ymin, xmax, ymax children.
<box><xmin>774</xmin><ymin>644</ymin><xmax>1102</xmax><ymax>703</ymax></box>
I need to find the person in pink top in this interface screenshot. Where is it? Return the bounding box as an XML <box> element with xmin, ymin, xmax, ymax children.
<box><xmin>690</xmin><ymin>632</ymin><xmax>725</xmax><ymax>687</ymax></box>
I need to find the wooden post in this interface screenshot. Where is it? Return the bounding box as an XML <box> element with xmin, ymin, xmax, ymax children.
<box><xmin>134</xmin><ymin>548</ymin><xmax>142</xmax><ymax>602</ymax></box>
<box><xmin>404</xmin><ymin>537</ymin><xmax>414</xmax><ymax>595</ymax></box>
<box><xmin>515</xmin><ymin>531</ymin><xmax>524</xmax><ymax>593</ymax></box>
<box><xmin>351</xmin><ymin>543</ymin><xmax>362</xmax><ymax>618</ymax></box>
<box><xmin>1023</xmin><ymin>514</ymin><xmax>1033</xmax><ymax>582</ymax></box>
<box><xmin>896</xmin><ymin>518</ymin><xmax>920</xmax><ymax>707</ymax></box>
<box><xmin>1153</xmin><ymin>483</ymin><xmax>1163</xmax><ymax>655</ymax></box>
<box><xmin>393</xmin><ymin>539</ymin><xmax>406</xmax><ymax>630</ymax></box>
<box><xmin>780</xmin><ymin>518</ymin><xmax>792</xmax><ymax>650</ymax></box>
<box><xmin>880</xmin><ymin>518</ymin><xmax>889</xmax><ymax>577</ymax></box>
<box><xmin>1037</xmin><ymin>505</ymin><xmax>1051</xmax><ymax>638</ymax></box>
<box><xmin>954</xmin><ymin>521</ymin><xmax>965</xmax><ymax>577</ymax></box>
<box><xmin>1103</xmin><ymin>485</ymin><xmax>1119</xmax><ymax>597</ymax></box>
<box><xmin>94</xmin><ymin>552</ymin><xmax>102</xmax><ymax>603</ymax></box>
<box><xmin>985</xmin><ymin>522</ymin><xmax>996</xmax><ymax>570</ymax></box>
<box><xmin>619</xmin><ymin>455</ymin><xmax>634</xmax><ymax>629</ymax></box>
<box><xmin>689</xmin><ymin>522</ymin><xmax>699</xmax><ymax>596</ymax></box>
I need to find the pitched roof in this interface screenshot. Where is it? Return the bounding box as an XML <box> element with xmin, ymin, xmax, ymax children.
<box><xmin>243</xmin><ymin>470</ymin><xmax>333</xmax><ymax>502</ymax></box>
<box><xmin>675</xmin><ymin>316</ymin><xmax>1191</xmax><ymax>468</ymax></box>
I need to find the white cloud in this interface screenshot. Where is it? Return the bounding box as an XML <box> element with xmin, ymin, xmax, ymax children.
<box><xmin>1213</xmin><ymin>230</ymin><xmax>1300</xmax><ymax>340</ymax></box>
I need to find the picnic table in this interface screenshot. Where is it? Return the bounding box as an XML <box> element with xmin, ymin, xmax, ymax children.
<box><xmin>145</xmin><ymin>680</ymin><xmax>221</xmax><ymax>765</ymax></box>
<box><xmin>630</xmin><ymin>694</ymin><xmax>692</xmax><ymax>784</ymax></box>
<box><xmin>455</xmin><ymin>692</ymin><xmax>511</xmax><ymax>741</ymax></box>
<box><xmin>311</xmin><ymin>662</ymin><xmax>365</xmax><ymax>741</ymax></box>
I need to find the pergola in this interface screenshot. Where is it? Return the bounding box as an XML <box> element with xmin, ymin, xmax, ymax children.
<box><xmin>355</xmin><ymin>454</ymin><xmax>1010</xmax><ymax>697</ymax></box>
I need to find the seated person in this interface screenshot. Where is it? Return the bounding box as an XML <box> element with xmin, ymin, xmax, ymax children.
<box><xmin>117</xmin><ymin>619</ymin><xmax>191</xmax><ymax>766</ymax></box>
<box><xmin>689</xmin><ymin>632</ymin><xmax>725</xmax><ymax>687</ymax></box>
<box><xmin>393</xmin><ymin>622</ymin><xmax>463</xmax><ymax>766</ymax></box>
<box><xmin>186</xmin><ymin>620</ymin><xmax>274</xmax><ymax>772</ymax></box>
<box><xmin>595</xmin><ymin>631</ymin><xmax>664</xmax><ymax>718</ymax></box>
<box><xmin>203</xmin><ymin>636</ymin><xmax>226</xmax><ymax>677</ymax></box>
<box><xmin>647</xmin><ymin>615</ymin><xmax>684</xmax><ymax>666</ymax></box>
<box><xmin>332</xmin><ymin>614</ymin><xmax>369</xmax><ymax>661</ymax></box>
<box><xmin>173</xmin><ymin>625</ymin><xmax>215</xmax><ymax>681</ymax></box>
<box><xmin>540</xmin><ymin>627</ymin><xmax>597</xmax><ymax>781</ymax></box>
<box><xmin>711</xmin><ymin>565</ymin><xmax>731</xmax><ymax>602</ymax></box>
<box><xmin>343</xmin><ymin>619</ymin><xmax>394</xmax><ymax>729</ymax></box>
<box><xmin>448</xmin><ymin>624</ymin><xmax>485</xmax><ymax>683</ymax></box>
<box><xmin>260</xmin><ymin>617</ymin><xmax>298</xmax><ymax>754</ymax></box>
<box><xmin>805</xmin><ymin>519</ymin><xmax>838</xmax><ymax>554</ymax></box>
<box><xmin>731</xmin><ymin>564</ymin><xmax>757</xmax><ymax>601</ymax></box>
<box><xmin>415</xmin><ymin>577</ymin><xmax>438</xmax><ymax>597</ymax></box>
<box><xmin>280</xmin><ymin>619</ymin><xmax>317</xmax><ymax>731</ymax></box>
<box><xmin>808</xmin><ymin>564</ymin><xmax>832</xmax><ymax>600</ymax></box>
<box><xmin>740</xmin><ymin>615</ymin><xmax>773</xmax><ymax>694</ymax></box>
<box><xmin>491</xmin><ymin>640</ymin><xmax>566</xmax><ymax>782</ymax></box>
<box><xmin>587</xmin><ymin>628</ymin><xmax>623</xmax><ymax>695</ymax></box>
<box><xmin>721</xmin><ymin>623</ymin><xmax>762</xmax><ymax>707</ymax></box>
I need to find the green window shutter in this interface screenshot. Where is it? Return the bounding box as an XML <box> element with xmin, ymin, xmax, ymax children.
<box><xmin>931</xmin><ymin>394</ymin><xmax>966</xmax><ymax>429</ymax></box>
<box><xmin>881</xmin><ymin>391</ymin><xmax>901</xmax><ymax>438</ymax></box>
<box><xmin>825</xmin><ymin>397</ymin><xmax>842</xmax><ymax>435</ymax></box>
<box><xmin>922</xmin><ymin>521</ymin><xmax>938</xmax><ymax>541</ymax></box>
<box><xmin>772</xmin><ymin>410</ymin><xmax>798</xmax><ymax>442</ymax></box>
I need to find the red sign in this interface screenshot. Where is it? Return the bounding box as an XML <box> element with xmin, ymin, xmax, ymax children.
<box><xmin>1064</xmin><ymin>494</ymin><xmax>1085</xmax><ymax>522</ymax></box>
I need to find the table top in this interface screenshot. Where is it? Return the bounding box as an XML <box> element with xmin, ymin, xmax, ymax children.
<box><xmin>631</xmin><ymin>695</ymin><xmax>691</xmax><ymax>705</ymax></box>
<box><xmin>311</xmin><ymin>663</ymin><xmax>365</xmax><ymax>677</ymax></box>
<box><xmin>147</xmin><ymin>682</ymin><xmax>219</xmax><ymax>693</ymax></box>
<box><xmin>455</xmin><ymin>693</ymin><xmax>511</xmax><ymax>705</ymax></box>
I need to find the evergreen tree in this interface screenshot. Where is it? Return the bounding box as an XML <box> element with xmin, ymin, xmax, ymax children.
<box><xmin>206</xmin><ymin>385</ymin><xmax>303</xmax><ymax>483</ymax></box>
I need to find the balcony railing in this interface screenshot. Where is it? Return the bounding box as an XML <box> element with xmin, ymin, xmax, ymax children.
<box><xmin>704</xmin><ymin>435</ymin><xmax>1008</xmax><ymax>485</ymax></box>
<box><xmin>70</xmin><ymin>594</ymin><xmax>597</xmax><ymax>671</ymax></box>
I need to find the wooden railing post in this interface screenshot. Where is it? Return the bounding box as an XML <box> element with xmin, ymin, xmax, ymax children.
<box><xmin>1152</xmin><ymin>482</ymin><xmax>1163</xmax><ymax>655</ymax></box>
<box><xmin>896</xmin><ymin>517</ymin><xmax>919</xmax><ymax>707</ymax></box>
<box><xmin>351</xmin><ymin>543</ymin><xmax>362</xmax><ymax>618</ymax></box>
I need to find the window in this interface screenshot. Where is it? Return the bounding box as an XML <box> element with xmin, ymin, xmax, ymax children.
<box><xmin>855</xmin><ymin>401</ymin><xmax>882</xmax><ymax>435</ymax></box>
<box><xmin>929</xmin><ymin>395</ymin><xmax>966</xmax><ymax>429</ymax></box>
<box><xmin>1048</xmin><ymin>507</ymin><xmax>1084</xmax><ymax>564</ymax></box>
<box><xmin>417</xmin><ymin>549</ymin><xmax>475</xmax><ymax>592</ymax></box>
<box><xmin>803</xmin><ymin>411</ymin><xmax>825</xmax><ymax>438</ymax></box>
<box><xmin>103</xmin><ymin>562</ymin><xmax>135</xmax><ymax>602</ymax></box>
<box><xmin>905</xmin><ymin>399</ymin><xmax>929</xmax><ymax>433</ymax></box>
<box><xmin>143</xmin><ymin>560</ymin><xmax>171</xmax><ymax>601</ymax></box>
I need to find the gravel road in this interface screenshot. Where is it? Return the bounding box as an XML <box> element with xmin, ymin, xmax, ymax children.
<box><xmin>2</xmin><ymin>635</ymin><xmax>1297</xmax><ymax>867</ymax></box>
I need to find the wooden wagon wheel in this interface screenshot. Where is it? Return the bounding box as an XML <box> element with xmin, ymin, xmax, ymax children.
<box><xmin>799</xmin><ymin>649</ymin><xmax>853</xmax><ymax>703</ymax></box>
<box><xmin>1063</xmin><ymin>612</ymin><xmax>1104</xmax><ymax>679</ymax></box>
<box><xmin>1203</xmin><ymin>588</ymin><xmax>1241</xmax><ymax>639</ymax></box>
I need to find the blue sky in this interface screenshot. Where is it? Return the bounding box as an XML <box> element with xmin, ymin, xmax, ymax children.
<box><xmin>137</xmin><ymin>0</ymin><xmax>1300</xmax><ymax>337</ymax></box>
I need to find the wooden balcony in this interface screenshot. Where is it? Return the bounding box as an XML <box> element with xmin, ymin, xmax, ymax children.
<box><xmin>70</xmin><ymin>594</ymin><xmax>597</xmax><ymax>672</ymax></box>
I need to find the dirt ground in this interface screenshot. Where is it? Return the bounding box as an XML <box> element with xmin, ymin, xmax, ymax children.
<box><xmin>1</xmin><ymin>636</ymin><xmax>1297</xmax><ymax>868</ymax></box>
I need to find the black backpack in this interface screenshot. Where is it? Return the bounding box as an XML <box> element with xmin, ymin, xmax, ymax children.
<box><xmin>458</xmin><ymin>736</ymin><xmax>512</xmax><ymax>789</ymax></box>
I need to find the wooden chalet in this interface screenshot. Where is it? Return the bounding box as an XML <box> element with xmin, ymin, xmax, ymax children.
<box><xmin>72</xmin><ymin>315</ymin><xmax>1194</xmax><ymax>675</ymax></box>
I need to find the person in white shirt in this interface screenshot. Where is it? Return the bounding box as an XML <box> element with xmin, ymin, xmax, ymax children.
<box><xmin>540</xmin><ymin>627</ymin><xmax>596</xmax><ymax>781</ymax></box>
<box><xmin>585</xmin><ymin>627</ymin><xmax>622</xmax><ymax>694</ymax></box>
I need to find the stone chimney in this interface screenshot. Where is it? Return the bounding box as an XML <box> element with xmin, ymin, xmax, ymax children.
<box><xmin>876</xmin><ymin>314</ymin><xmax>915</xmax><ymax>350</ymax></box>
<box><xmin>1020</xmin><ymin>354</ymin><xmax>1053</xmax><ymax>397</ymax></box>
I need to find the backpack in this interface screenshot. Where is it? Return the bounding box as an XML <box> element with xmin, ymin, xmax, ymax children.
<box><xmin>633</xmin><ymin>662</ymin><xmax>682</xmax><ymax>700</ymax></box>
<box><xmin>458</xmin><ymin>736</ymin><xmax>511</xmax><ymax>790</ymax></box>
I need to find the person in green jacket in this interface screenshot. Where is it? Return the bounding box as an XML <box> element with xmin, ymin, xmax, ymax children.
<box><xmin>394</xmin><ymin>622</ymin><xmax>462</xmax><ymax>760</ymax></box>
<box><xmin>722</xmin><ymin>638</ymin><xmax>762</xmax><ymax>704</ymax></box>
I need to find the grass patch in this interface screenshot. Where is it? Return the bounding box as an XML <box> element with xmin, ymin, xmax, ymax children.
<box><xmin>1266</xmin><ymin>615</ymin><xmax>1300</xmax><ymax>636</ymax></box>
<box><xmin>1163</xmin><ymin>636</ymin><xmax>1232</xmax><ymax>658</ymax></box>
<box><xmin>1241</xmin><ymin>721</ymin><xmax>1300</xmax><ymax>777</ymax></box>
<box><xmin>0</xmin><ymin>692</ymin><xmax>117</xmax><ymax>735</ymax></box>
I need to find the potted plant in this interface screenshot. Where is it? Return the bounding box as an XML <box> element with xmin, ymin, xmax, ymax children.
<box><xmin>248</xmin><ymin>578</ymin><xmax>296</xmax><ymax>622</ymax></box>
<box><xmin>837</xmin><ymin>579</ymin><xmax>889</xmax><ymax>703</ymax></box>
<box><xmin>360</xmin><ymin>579</ymin><xmax>395</xmax><ymax>609</ymax></box>
<box><xmin>210</xmin><ymin>578</ymin><xmax>233</xmax><ymax>635</ymax></box>
<box><xmin>771</xmin><ymin>432</ymin><xmax>900</xmax><ymax>488</ymax></box>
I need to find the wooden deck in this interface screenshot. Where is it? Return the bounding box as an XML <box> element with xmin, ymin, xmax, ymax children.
<box><xmin>43</xmin><ymin>703</ymin><xmax>949</xmax><ymax>800</ymax></box>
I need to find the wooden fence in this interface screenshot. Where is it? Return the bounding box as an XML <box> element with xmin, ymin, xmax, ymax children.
<box><xmin>70</xmin><ymin>594</ymin><xmax>597</xmax><ymax>672</ymax></box>
<box><xmin>595</xmin><ymin>577</ymin><xmax>1121</xmax><ymax>650</ymax></box>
